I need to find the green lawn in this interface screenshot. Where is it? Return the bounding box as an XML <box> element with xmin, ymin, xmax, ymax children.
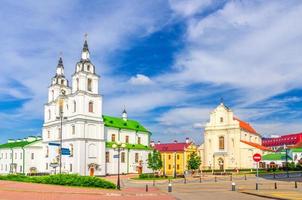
<box><xmin>0</xmin><ymin>174</ymin><xmax>116</xmax><ymax>189</ymax></box>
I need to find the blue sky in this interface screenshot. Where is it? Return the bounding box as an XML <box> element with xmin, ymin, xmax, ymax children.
<box><xmin>1</xmin><ymin>0</ymin><xmax>302</xmax><ymax>144</ymax></box>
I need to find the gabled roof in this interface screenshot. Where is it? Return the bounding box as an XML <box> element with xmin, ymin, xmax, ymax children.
<box><xmin>262</xmin><ymin>153</ymin><xmax>292</xmax><ymax>161</ymax></box>
<box><xmin>240</xmin><ymin>140</ymin><xmax>273</xmax><ymax>151</ymax></box>
<box><xmin>234</xmin><ymin>117</ymin><xmax>258</xmax><ymax>135</ymax></box>
<box><xmin>0</xmin><ymin>140</ymin><xmax>41</xmax><ymax>149</ymax></box>
<box><xmin>102</xmin><ymin>115</ymin><xmax>150</xmax><ymax>134</ymax></box>
<box><xmin>154</xmin><ymin>142</ymin><xmax>191</xmax><ymax>152</ymax></box>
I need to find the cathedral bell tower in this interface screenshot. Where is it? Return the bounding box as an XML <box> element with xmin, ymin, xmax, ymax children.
<box><xmin>48</xmin><ymin>56</ymin><xmax>70</xmax><ymax>103</ymax></box>
<box><xmin>72</xmin><ymin>35</ymin><xmax>99</xmax><ymax>94</ymax></box>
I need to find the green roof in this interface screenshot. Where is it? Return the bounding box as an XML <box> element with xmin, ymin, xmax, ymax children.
<box><xmin>262</xmin><ymin>153</ymin><xmax>292</xmax><ymax>161</ymax></box>
<box><xmin>103</xmin><ymin>115</ymin><xmax>150</xmax><ymax>134</ymax></box>
<box><xmin>291</xmin><ymin>148</ymin><xmax>302</xmax><ymax>152</ymax></box>
<box><xmin>106</xmin><ymin>142</ymin><xmax>152</xmax><ymax>150</ymax></box>
<box><xmin>0</xmin><ymin>140</ymin><xmax>41</xmax><ymax>149</ymax></box>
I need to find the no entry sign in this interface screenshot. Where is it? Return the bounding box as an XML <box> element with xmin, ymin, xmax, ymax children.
<box><xmin>253</xmin><ymin>153</ymin><xmax>262</xmax><ymax>162</ymax></box>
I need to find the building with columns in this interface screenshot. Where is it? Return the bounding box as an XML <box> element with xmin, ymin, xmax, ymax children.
<box><xmin>199</xmin><ymin>103</ymin><xmax>272</xmax><ymax>171</ymax></box>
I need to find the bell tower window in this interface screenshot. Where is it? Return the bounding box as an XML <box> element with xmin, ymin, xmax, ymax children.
<box><xmin>48</xmin><ymin>109</ymin><xmax>51</xmax><ymax>120</ymax></box>
<box><xmin>51</xmin><ymin>90</ymin><xmax>54</xmax><ymax>101</ymax></box>
<box><xmin>76</xmin><ymin>78</ymin><xmax>79</xmax><ymax>90</ymax></box>
<box><xmin>87</xmin><ymin>78</ymin><xmax>92</xmax><ymax>92</ymax></box>
<box><xmin>88</xmin><ymin>101</ymin><xmax>93</xmax><ymax>113</ymax></box>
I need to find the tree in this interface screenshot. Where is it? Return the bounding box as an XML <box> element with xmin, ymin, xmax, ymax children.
<box><xmin>187</xmin><ymin>152</ymin><xmax>201</xmax><ymax>172</ymax></box>
<box><xmin>147</xmin><ymin>150</ymin><xmax>163</xmax><ymax>175</ymax></box>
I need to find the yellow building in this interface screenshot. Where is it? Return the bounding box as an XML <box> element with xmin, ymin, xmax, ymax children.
<box><xmin>152</xmin><ymin>138</ymin><xmax>198</xmax><ymax>176</ymax></box>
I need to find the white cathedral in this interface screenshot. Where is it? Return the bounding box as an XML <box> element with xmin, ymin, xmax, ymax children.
<box><xmin>0</xmin><ymin>38</ymin><xmax>152</xmax><ymax>176</ymax></box>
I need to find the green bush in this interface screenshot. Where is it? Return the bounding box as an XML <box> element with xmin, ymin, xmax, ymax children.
<box><xmin>0</xmin><ymin>174</ymin><xmax>116</xmax><ymax>189</ymax></box>
<box><xmin>139</xmin><ymin>173</ymin><xmax>157</xmax><ymax>179</ymax></box>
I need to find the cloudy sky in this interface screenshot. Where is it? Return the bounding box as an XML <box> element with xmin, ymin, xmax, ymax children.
<box><xmin>1</xmin><ymin>0</ymin><xmax>302</xmax><ymax>144</ymax></box>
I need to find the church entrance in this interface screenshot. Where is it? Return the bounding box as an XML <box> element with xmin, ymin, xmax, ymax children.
<box><xmin>218</xmin><ymin>158</ymin><xmax>224</xmax><ymax>171</ymax></box>
<box><xmin>89</xmin><ymin>167</ymin><xmax>95</xmax><ymax>176</ymax></box>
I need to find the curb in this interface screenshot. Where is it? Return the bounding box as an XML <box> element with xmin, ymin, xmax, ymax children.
<box><xmin>240</xmin><ymin>191</ymin><xmax>290</xmax><ymax>200</ymax></box>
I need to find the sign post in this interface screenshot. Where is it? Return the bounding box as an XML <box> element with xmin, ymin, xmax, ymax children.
<box><xmin>253</xmin><ymin>153</ymin><xmax>262</xmax><ymax>190</ymax></box>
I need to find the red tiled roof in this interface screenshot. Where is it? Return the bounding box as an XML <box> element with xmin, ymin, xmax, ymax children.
<box><xmin>154</xmin><ymin>142</ymin><xmax>191</xmax><ymax>152</ymax></box>
<box><xmin>240</xmin><ymin>140</ymin><xmax>273</xmax><ymax>151</ymax></box>
<box><xmin>234</xmin><ymin>117</ymin><xmax>258</xmax><ymax>134</ymax></box>
<box><xmin>292</xmin><ymin>141</ymin><xmax>302</xmax><ymax>148</ymax></box>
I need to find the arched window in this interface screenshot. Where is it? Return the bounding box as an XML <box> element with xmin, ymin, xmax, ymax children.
<box><xmin>48</xmin><ymin>109</ymin><xmax>51</xmax><ymax>120</ymax></box>
<box><xmin>51</xmin><ymin>90</ymin><xmax>54</xmax><ymax>101</ymax></box>
<box><xmin>87</xmin><ymin>78</ymin><xmax>92</xmax><ymax>91</ymax></box>
<box><xmin>72</xmin><ymin>125</ymin><xmax>75</xmax><ymax>135</ymax></box>
<box><xmin>45</xmin><ymin>146</ymin><xmax>49</xmax><ymax>157</ymax></box>
<box><xmin>76</xmin><ymin>78</ymin><xmax>79</xmax><ymax>90</ymax></box>
<box><xmin>219</xmin><ymin>136</ymin><xmax>225</xmax><ymax>150</ymax></box>
<box><xmin>70</xmin><ymin>144</ymin><xmax>73</xmax><ymax>157</ymax></box>
<box><xmin>73</xmin><ymin>101</ymin><xmax>76</xmax><ymax>112</ymax></box>
<box><xmin>137</xmin><ymin>137</ymin><xmax>141</xmax><ymax>144</ymax></box>
<box><xmin>87</xmin><ymin>65</ymin><xmax>90</xmax><ymax>72</ymax></box>
<box><xmin>220</xmin><ymin>117</ymin><xmax>223</xmax><ymax>122</ymax></box>
<box><xmin>88</xmin><ymin>101</ymin><xmax>93</xmax><ymax>113</ymax></box>
<box><xmin>111</xmin><ymin>134</ymin><xmax>116</xmax><ymax>142</ymax></box>
<box><xmin>47</xmin><ymin>130</ymin><xmax>50</xmax><ymax>138</ymax></box>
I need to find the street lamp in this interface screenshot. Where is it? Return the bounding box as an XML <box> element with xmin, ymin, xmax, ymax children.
<box><xmin>284</xmin><ymin>144</ymin><xmax>289</xmax><ymax>178</ymax></box>
<box><xmin>56</xmin><ymin>90</ymin><xmax>67</xmax><ymax>174</ymax></box>
<box><xmin>112</xmin><ymin>141</ymin><xmax>126</xmax><ymax>190</ymax></box>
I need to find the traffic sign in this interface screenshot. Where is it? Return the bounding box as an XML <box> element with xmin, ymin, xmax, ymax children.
<box><xmin>253</xmin><ymin>153</ymin><xmax>262</xmax><ymax>162</ymax></box>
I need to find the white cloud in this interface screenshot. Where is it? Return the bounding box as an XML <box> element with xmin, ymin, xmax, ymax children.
<box><xmin>164</xmin><ymin>0</ymin><xmax>302</xmax><ymax>105</ymax></box>
<box><xmin>104</xmin><ymin>89</ymin><xmax>188</xmax><ymax>116</ymax></box>
<box><xmin>158</xmin><ymin>107</ymin><xmax>210</xmax><ymax>126</ymax></box>
<box><xmin>0</xmin><ymin>0</ymin><xmax>170</xmax><ymax>120</ymax></box>
<box><xmin>129</xmin><ymin>74</ymin><xmax>153</xmax><ymax>85</ymax></box>
<box><xmin>169</xmin><ymin>0</ymin><xmax>213</xmax><ymax>17</ymax></box>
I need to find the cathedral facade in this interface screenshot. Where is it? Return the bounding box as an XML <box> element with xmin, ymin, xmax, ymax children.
<box><xmin>42</xmin><ymin>38</ymin><xmax>152</xmax><ymax>176</ymax></box>
<box><xmin>199</xmin><ymin>103</ymin><xmax>271</xmax><ymax>170</ymax></box>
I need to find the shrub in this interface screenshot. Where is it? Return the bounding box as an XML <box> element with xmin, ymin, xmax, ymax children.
<box><xmin>0</xmin><ymin>174</ymin><xmax>116</xmax><ymax>189</ymax></box>
<box><xmin>139</xmin><ymin>173</ymin><xmax>157</xmax><ymax>179</ymax></box>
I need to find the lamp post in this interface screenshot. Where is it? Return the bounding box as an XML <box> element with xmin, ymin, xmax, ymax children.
<box><xmin>112</xmin><ymin>141</ymin><xmax>126</xmax><ymax>190</ymax></box>
<box><xmin>56</xmin><ymin>90</ymin><xmax>67</xmax><ymax>174</ymax></box>
<box><xmin>284</xmin><ymin>144</ymin><xmax>289</xmax><ymax>178</ymax></box>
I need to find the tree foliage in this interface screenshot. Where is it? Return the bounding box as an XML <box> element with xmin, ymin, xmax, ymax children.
<box><xmin>187</xmin><ymin>152</ymin><xmax>201</xmax><ymax>170</ymax></box>
<box><xmin>147</xmin><ymin>150</ymin><xmax>163</xmax><ymax>172</ymax></box>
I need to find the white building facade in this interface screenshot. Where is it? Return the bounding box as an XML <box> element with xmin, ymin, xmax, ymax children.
<box><xmin>0</xmin><ymin>39</ymin><xmax>152</xmax><ymax>176</ymax></box>
<box><xmin>0</xmin><ymin>136</ymin><xmax>43</xmax><ymax>174</ymax></box>
<box><xmin>199</xmin><ymin>103</ymin><xmax>271</xmax><ymax>170</ymax></box>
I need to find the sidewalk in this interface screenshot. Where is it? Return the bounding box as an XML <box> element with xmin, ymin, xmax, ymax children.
<box><xmin>0</xmin><ymin>180</ymin><xmax>175</xmax><ymax>200</ymax></box>
<box><xmin>241</xmin><ymin>190</ymin><xmax>302</xmax><ymax>200</ymax></box>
